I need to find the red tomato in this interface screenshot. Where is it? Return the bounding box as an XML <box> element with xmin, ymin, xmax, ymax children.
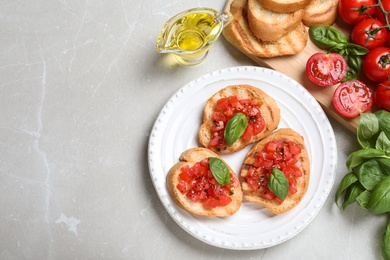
<box><xmin>332</xmin><ymin>80</ymin><xmax>374</xmax><ymax>118</ymax></box>
<box><xmin>386</xmin><ymin>33</ymin><xmax>390</xmax><ymax>48</ymax></box>
<box><xmin>374</xmin><ymin>0</ymin><xmax>390</xmax><ymax>24</ymax></box>
<box><xmin>338</xmin><ymin>0</ymin><xmax>376</xmax><ymax>24</ymax></box>
<box><xmin>375</xmin><ymin>80</ymin><xmax>390</xmax><ymax>111</ymax></box>
<box><xmin>351</xmin><ymin>18</ymin><xmax>387</xmax><ymax>50</ymax></box>
<box><xmin>362</xmin><ymin>46</ymin><xmax>390</xmax><ymax>82</ymax></box>
<box><xmin>306</xmin><ymin>52</ymin><xmax>348</xmax><ymax>87</ymax></box>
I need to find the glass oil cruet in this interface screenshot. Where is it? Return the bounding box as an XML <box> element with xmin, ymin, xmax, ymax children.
<box><xmin>155</xmin><ymin>7</ymin><xmax>233</xmax><ymax>66</ymax></box>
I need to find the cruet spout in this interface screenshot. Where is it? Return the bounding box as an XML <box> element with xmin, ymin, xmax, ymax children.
<box><xmin>155</xmin><ymin>7</ymin><xmax>233</xmax><ymax>65</ymax></box>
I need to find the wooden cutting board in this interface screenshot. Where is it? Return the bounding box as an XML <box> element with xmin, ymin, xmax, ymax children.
<box><xmin>223</xmin><ymin>0</ymin><xmax>378</xmax><ymax>134</ymax></box>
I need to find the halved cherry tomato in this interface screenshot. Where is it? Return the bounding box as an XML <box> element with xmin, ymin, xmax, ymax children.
<box><xmin>375</xmin><ymin>80</ymin><xmax>390</xmax><ymax>111</ymax></box>
<box><xmin>338</xmin><ymin>0</ymin><xmax>376</xmax><ymax>24</ymax></box>
<box><xmin>332</xmin><ymin>80</ymin><xmax>374</xmax><ymax>118</ymax></box>
<box><xmin>362</xmin><ymin>46</ymin><xmax>390</xmax><ymax>82</ymax></box>
<box><xmin>351</xmin><ymin>18</ymin><xmax>387</xmax><ymax>50</ymax></box>
<box><xmin>306</xmin><ymin>52</ymin><xmax>348</xmax><ymax>87</ymax></box>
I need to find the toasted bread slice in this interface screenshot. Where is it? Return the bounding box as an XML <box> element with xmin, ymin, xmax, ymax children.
<box><xmin>198</xmin><ymin>84</ymin><xmax>280</xmax><ymax>154</ymax></box>
<box><xmin>257</xmin><ymin>0</ymin><xmax>311</xmax><ymax>13</ymax></box>
<box><xmin>166</xmin><ymin>148</ymin><xmax>242</xmax><ymax>217</ymax></box>
<box><xmin>302</xmin><ymin>0</ymin><xmax>339</xmax><ymax>26</ymax></box>
<box><xmin>248</xmin><ymin>0</ymin><xmax>305</xmax><ymax>42</ymax></box>
<box><xmin>223</xmin><ymin>0</ymin><xmax>308</xmax><ymax>58</ymax></box>
<box><xmin>240</xmin><ymin>128</ymin><xmax>310</xmax><ymax>214</ymax></box>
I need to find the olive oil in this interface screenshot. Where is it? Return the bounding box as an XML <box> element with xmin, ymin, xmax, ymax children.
<box><xmin>155</xmin><ymin>8</ymin><xmax>232</xmax><ymax>65</ymax></box>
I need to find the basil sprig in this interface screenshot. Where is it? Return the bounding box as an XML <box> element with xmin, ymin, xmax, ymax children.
<box><xmin>224</xmin><ymin>112</ymin><xmax>248</xmax><ymax>146</ymax></box>
<box><xmin>309</xmin><ymin>26</ymin><xmax>369</xmax><ymax>81</ymax></box>
<box><xmin>334</xmin><ymin>110</ymin><xmax>390</xmax><ymax>259</ymax></box>
<box><xmin>209</xmin><ymin>157</ymin><xmax>231</xmax><ymax>186</ymax></box>
<box><xmin>268</xmin><ymin>168</ymin><xmax>289</xmax><ymax>200</ymax></box>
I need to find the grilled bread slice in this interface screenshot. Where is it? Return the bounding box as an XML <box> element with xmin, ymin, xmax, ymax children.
<box><xmin>166</xmin><ymin>148</ymin><xmax>242</xmax><ymax>217</ymax></box>
<box><xmin>302</xmin><ymin>0</ymin><xmax>339</xmax><ymax>26</ymax></box>
<box><xmin>223</xmin><ymin>0</ymin><xmax>308</xmax><ymax>58</ymax></box>
<box><xmin>247</xmin><ymin>0</ymin><xmax>305</xmax><ymax>42</ymax></box>
<box><xmin>240</xmin><ymin>128</ymin><xmax>310</xmax><ymax>214</ymax></box>
<box><xmin>257</xmin><ymin>0</ymin><xmax>312</xmax><ymax>13</ymax></box>
<box><xmin>198</xmin><ymin>84</ymin><xmax>280</xmax><ymax>154</ymax></box>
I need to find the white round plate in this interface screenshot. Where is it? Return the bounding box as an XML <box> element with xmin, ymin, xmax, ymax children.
<box><xmin>148</xmin><ymin>66</ymin><xmax>337</xmax><ymax>250</ymax></box>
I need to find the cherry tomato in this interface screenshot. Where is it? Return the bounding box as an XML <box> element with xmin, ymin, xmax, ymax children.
<box><xmin>386</xmin><ymin>33</ymin><xmax>390</xmax><ymax>48</ymax></box>
<box><xmin>338</xmin><ymin>0</ymin><xmax>376</xmax><ymax>25</ymax></box>
<box><xmin>362</xmin><ymin>46</ymin><xmax>390</xmax><ymax>82</ymax></box>
<box><xmin>306</xmin><ymin>52</ymin><xmax>348</xmax><ymax>87</ymax></box>
<box><xmin>374</xmin><ymin>0</ymin><xmax>390</xmax><ymax>24</ymax></box>
<box><xmin>375</xmin><ymin>80</ymin><xmax>390</xmax><ymax>111</ymax></box>
<box><xmin>332</xmin><ymin>80</ymin><xmax>374</xmax><ymax>118</ymax></box>
<box><xmin>351</xmin><ymin>18</ymin><xmax>387</xmax><ymax>50</ymax></box>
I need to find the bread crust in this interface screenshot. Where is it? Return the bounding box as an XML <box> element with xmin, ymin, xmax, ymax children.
<box><xmin>240</xmin><ymin>128</ymin><xmax>310</xmax><ymax>214</ymax></box>
<box><xmin>257</xmin><ymin>0</ymin><xmax>312</xmax><ymax>13</ymax></box>
<box><xmin>166</xmin><ymin>148</ymin><xmax>243</xmax><ymax>217</ymax></box>
<box><xmin>302</xmin><ymin>0</ymin><xmax>339</xmax><ymax>26</ymax></box>
<box><xmin>222</xmin><ymin>0</ymin><xmax>308</xmax><ymax>58</ymax></box>
<box><xmin>198</xmin><ymin>84</ymin><xmax>280</xmax><ymax>154</ymax></box>
<box><xmin>248</xmin><ymin>0</ymin><xmax>305</xmax><ymax>42</ymax></box>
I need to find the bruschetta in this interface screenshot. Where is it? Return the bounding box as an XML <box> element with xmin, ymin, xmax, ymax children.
<box><xmin>198</xmin><ymin>84</ymin><xmax>280</xmax><ymax>153</ymax></box>
<box><xmin>166</xmin><ymin>148</ymin><xmax>242</xmax><ymax>217</ymax></box>
<box><xmin>240</xmin><ymin>128</ymin><xmax>310</xmax><ymax>214</ymax></box>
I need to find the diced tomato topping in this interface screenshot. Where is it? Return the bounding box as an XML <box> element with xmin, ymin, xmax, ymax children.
<box><xmin>208</xmin><ymin>95</ymin><xmax>264</xmax><ymax>150</ymax></box>
<box><xmin>243</xmin><ymin>140</ymin><xmax>303</xmax><ymax>203</ymax></box>
<box><xmin>175</xmin><ymin>159</ymin><xmax>238</xmax><ymax>208</ymax></box>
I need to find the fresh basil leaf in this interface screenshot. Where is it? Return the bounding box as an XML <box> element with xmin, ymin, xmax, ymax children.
<box><xmin>268</xmin><ymin>168</ymin><xmax>289</xmax><ymax>200</ymax></box>
<box><xmin>209</xmin><ymin>157</ymin><xmax>231</xmax><ymax>186</ymax></box>
<box><xmin>377</xmin><ymin>158</ymin><xmax>390</xmax><ymax>176</ymax></box>
<box><xmin>383</xmin><ymin>217</ymin><xmax>390</xmax><ymax>260</ymax></box>
<box><xmin>342</xmin><ymin>182</ymin><xmax>365</xmax><ymax>210</ymax></box>
<box><xmin>335</xmin><ymin>172</ymin><xmax>358</xmax><ymax>208</ymax></box>
<box><xmin>224</xmin><ymin>112</ymin><xmax>248</xmax><ymax>146</ymax></box>
<box><xmin>357</xmin><ymin>113</ymin><xmax>380</xmax><ymax>148</ymax></box>
<box><xmin>355</xmin><ymin>159</ymin><xmax>386</xmax><ymax>191</ymax></box>
<box><xmin>343</xmin><ymin>54</ymin><xmax>363</xmax><ymax>81</ymax></box>
<box><xmin>346</xmin><ymin>43</ymin><xmax>369</xmax><ymax>56</ymax></box>
<box><xmin>346</xmin><ymin>148</ymin><xmax>387</xmax><ymax>170</ymax></box>
<box><xmin>376</xmin><ymin>131</ymin><xmax>390</xmax><ymax>155</ymax></box>
<box><xmin>356</xmin><ymin>190</ymin><xmax>371</xmax><ymax>209</ymax></box>
<box><xmin>309</xmin><ymin>26</ymin><xmax>348</xmax><ymax>49</ymax></box>
<box><xmin>376</xmin><ymin>110</ymin><xmax>390</xmax><ymax>139</ymax></box>
<box><xmin>367</xmin><ymin>176</ymin><xmax>390</xmax><ymax>214</ymax></box>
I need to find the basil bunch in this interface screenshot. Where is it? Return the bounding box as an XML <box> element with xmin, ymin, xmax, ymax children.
<box><xmin>309</xmin><ymin>26</ymin><xmax>369</xmax><ymax>81</ymax></box>
<box><xmin>335</xmin><ymin>110</ymin><xmax>390</xmax><ymax>259</ymax></box>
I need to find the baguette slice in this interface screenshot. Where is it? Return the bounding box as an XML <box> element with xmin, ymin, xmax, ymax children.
<box><xmin>223</xmin><ymin>0</ymin><xmax>308</xmax><ymax>58</ymax></box>
<box><xmin>166</xmin><ymin>148</ymin><xmax>242</xmax><ymax>217</ymax></box>
<box><xmin>248</xmin><ymin>0</ymin><xmax>305</xmax><ymax>42</ymax></box>
<box><xmin>302</xmin><ymin>0</ymin><xmax>339</xmax><ymax>26</ymax></box>
<box><xmin>257</xmin><ymin>0</ymin><xmax>312</xmax><ymax>13</ymax></box>
<box><xmin>198</xmin><ymin>84</ymin><xmax>280</xmax><ymax>154</ymax></box>
<box><xmin>240</xmin><ymin>128</ymin><xmax>310</xmax><ymax>214</ymax></box>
